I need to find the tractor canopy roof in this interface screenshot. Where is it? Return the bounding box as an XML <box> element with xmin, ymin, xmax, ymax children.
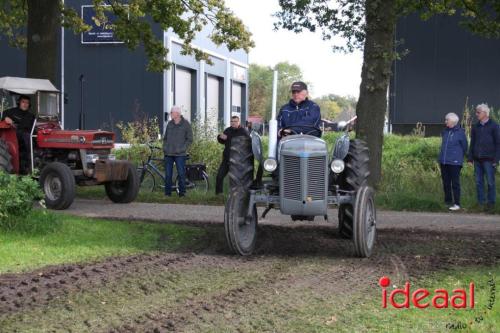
<box><xmin>0</xmin><ymin>76</ymin><xmax>59</xmax><ymax>95</ymax></box>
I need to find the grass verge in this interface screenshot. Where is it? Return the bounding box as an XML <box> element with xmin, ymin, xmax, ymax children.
<box><xmin>0</xmin><ymin>210</ymin><xmax>205</xmax><ymax>274</ymax></box>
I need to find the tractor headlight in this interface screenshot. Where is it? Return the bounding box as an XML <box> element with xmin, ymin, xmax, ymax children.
<box><xmin>85</xmin><ymin>154</ymin><xmax>99</xmax><ymax>164</ymax></box>
<box><xmin>264</xmin><ymin>158</ymin><xmax>277</xmax><ymax>172</ymax></box>
<box><xmin>331</xmin><ymin>159</ymin><xmax>345</xmax><ymax>174</ymax></box>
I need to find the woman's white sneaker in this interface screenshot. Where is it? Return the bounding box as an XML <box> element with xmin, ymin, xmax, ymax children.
<box><xmin>449</xmin><ymin>204</ymin><xmax>461</xmax><ymax>211</ymax></box>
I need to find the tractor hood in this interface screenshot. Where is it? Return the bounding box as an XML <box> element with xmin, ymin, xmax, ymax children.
<box><xmin>0</xmin><ymin>76</ymin><xmax>59</xmax><ymax>94</ymax></box>
<box><xmin>279</xmin><ymin>135</ymin><xmax>327</xmax><ymax>159</ymax></box>
<box><xmin>36</xmin><ymin>129</ymin><xmax>115</xmax><ymax>149</ymax></box>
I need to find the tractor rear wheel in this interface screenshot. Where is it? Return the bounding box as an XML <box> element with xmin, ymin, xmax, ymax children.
<box><xmin>0</xmin><ymin>139</ymin><xmax>13</xmax><ymax>173</ymax></box>
<box><xmin>105</xmin><ymin>162</ymin><xmax>139</xmax><ymax>203</ymax></box>
<box><xmin>228</xmin><ymin>136</ymin><xmax>254</xmax><ymax>190</ymax></box>
<box><xmin>338</xmin><ymin>139</ymin><xmax>370</xmax><ymax>239</ymax></box>
<box><xmin>40</xmin><ymin>162</ymin><xmax>75</xmax><ymax>210</ymax></box>
<box><xmin>224</xmin><ymin>188</ymin><xmax>257</xmax><ymax>256</ymax></box>
<box><xmin>353</xmin><ymin>186</ymin><xmax>376</xmax><ymax>258</ymax></box>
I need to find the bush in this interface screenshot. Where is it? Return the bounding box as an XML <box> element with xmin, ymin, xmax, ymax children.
<box><xmin>115</xmin><ymin>119</ymin><xmax>225</xmax><ymax>174</ymax></box>
<box><xmin>0</xmin><ymin>172</ymin><xmax>44</xmax><ymax>229</ymax></box>
<box><xmin>116</xmin><ymin>114</ymin><xmax>160</xmax><ymax>145</ymax></box>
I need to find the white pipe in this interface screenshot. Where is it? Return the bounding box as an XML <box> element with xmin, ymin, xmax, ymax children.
<box><xmin>268</xmin><ymin>120</ymin><xmax>277</xmax><ymax>159</ymax></box>
<box><xmin>271</xmin><ymin>70</ymin><xmax>278</xmax><ymax>120</ymax></box>
<box><xmin>268</xmin><ymin>70</ymin><xmax>278</xmax><ymax>159</ymax></box>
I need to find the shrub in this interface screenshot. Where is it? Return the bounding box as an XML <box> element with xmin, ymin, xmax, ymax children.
<box><xmin>116</xmin><ymin>114</ymin><xmax>160</xmax><ymax>145</ymax></box>
<box><xmin>0</xmin><ymin>172</ymin><xmax>44</xmax><ymax>229</ymax></box>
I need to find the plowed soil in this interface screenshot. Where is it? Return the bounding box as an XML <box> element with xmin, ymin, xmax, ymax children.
<box><xmin>1</xmin><ymin>222</ymin><xmax>498</xmax><ymax>332</ymax></box>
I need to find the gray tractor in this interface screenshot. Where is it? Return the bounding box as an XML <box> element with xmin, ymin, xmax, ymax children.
<box><xmin>224</xmin><ymin>116</ymin><xmax>376</xmax><ymax>258</ymax></box>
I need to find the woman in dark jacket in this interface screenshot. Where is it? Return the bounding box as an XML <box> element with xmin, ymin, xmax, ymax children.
<box><xmin>438</xmin><ymin>113</ymin><xmax>468</xmax><ymax>211</ymax></box>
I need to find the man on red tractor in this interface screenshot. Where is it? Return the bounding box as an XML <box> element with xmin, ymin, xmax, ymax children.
<box><xmin>1</xmin><ymin>95</ymin><xmax>34</xmax><ymax>174</ymax></box>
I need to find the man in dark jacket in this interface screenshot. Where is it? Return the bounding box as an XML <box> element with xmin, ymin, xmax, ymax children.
<box><xmin>1</xmin><ymin>95</ymin><xmax>35</xmax><ymax>174</ymax></box>
<box><xmin>162</xmin><ymin>106</ymin><xmax>193</xmax><ymax>197</ymax></box>
<box><xmin>215</xmin><ymin>115</ymin><xmax>249</xmax><ymax>194</ymax></box>
<box><xmin>278</xmin><ymin>81</ymin><xmax>321</xmax><ymax>138</ymax></box>
<box><xmin>468</xmin><ymin>103</ymin><xmax>500</xmax><ymax>210</ymax></box>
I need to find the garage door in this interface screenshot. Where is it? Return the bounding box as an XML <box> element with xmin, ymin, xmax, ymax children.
<box><xmin>206</xmin><ymin>75</ymin><xmax>220</xmax><ymax>132</ymax></box>
<box><xmin>175</xmin><ymin>67</ymin><xmax>192</xmax><ymax>122</ymax></box>
<box><xmin>231</xmin><ymin>82</ymin><xmax>242</xmax><ymax>119</ymax></box>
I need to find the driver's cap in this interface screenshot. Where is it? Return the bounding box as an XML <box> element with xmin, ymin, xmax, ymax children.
<box><xmin>290</xmin><ymin>81</ymin><xmax>307</xmax><ymax>92</ymax></box>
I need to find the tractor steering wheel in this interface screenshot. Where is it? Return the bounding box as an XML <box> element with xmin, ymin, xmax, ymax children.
<box><xmin>280</xmin><ymin>125</ymin><xmax>321</xmax><ymax>137</ymax></box>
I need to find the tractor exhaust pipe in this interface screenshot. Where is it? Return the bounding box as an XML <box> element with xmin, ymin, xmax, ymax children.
<box><xmin>268</xmin><ymin>70</ymin><xmax>278</xmax><ymax>159</ymax></box>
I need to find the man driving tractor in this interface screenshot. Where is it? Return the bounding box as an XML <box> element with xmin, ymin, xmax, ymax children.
<box><xmin>1</xmin><ymin>94</ymin><xmax>34</xmax><ymax>174</ymax></box>
<box><xmin>278</xmin><ymin>81</ymin><xmax>321</xmax><ymax>138</ymax></box>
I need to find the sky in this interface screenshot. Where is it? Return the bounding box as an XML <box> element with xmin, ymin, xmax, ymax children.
<box><xmin>224</xmin><ymin>0</ymin><xmax>363</xmax><ymax>98</ymax></box>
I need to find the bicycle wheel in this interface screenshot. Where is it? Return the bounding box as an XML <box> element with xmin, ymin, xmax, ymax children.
<box><xmin>137</xmin><ymin>167</ymin><xmax>156</xmax><ymax>192</ymax></box>
<box><xmin>178</xmin><ymin>171</ymin><xmax>209</xmax><ymax>194</ymax></box>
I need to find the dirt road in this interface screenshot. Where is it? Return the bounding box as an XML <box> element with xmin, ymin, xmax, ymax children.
<box><xmin>0</xmin><ymin>200</ymin><xmax>498</xmax><ymax>332</ymax></box>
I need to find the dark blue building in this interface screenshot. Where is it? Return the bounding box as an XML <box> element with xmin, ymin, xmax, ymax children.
<box><xmin>0</xmin><ymin>1</ymin><xmax>249</xmax><ymax>139</ymax></box>
<box><xmin>389</xmin><ymin>14</ymin><xmax>500</xmax><ymax>136</ymax></box>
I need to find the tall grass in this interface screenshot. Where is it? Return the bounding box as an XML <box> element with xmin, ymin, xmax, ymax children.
<box><xmin>378</xmin><ymin>135</ymin><xmax>498</xmax><ymax>213</ymax></box>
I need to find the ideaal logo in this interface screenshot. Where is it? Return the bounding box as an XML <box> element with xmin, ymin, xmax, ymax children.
<box><xmin>379</xmin><ymin>275</ymin><xmax>496</xmax><ymax>330</ymax></box>
<box><xmin>378</xmin><ymin>276</ymin><xmax>475</xmax><ymax>309</ymax></box>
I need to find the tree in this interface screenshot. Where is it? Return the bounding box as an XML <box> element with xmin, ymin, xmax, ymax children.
<box><xmin>331</xmin><ymin>94</ymin><xmax>357</xmax><ymax>113</ymax></box>
<box><xmin>248</xmin><ymin>61</ymin><xmax>306</xmax><ymax>120</ymax></box>
<box><xmin>0</xmin><ymin>0</ymin><xmax>253</xmax><ymax>83</ymax></box>
<box><xmin>248</xmin><ymin>63</ymin><xmax>273</xmax><ymax>118</ymax></box>
<box><xmin>274</xmin><ymin>61</ymin><xmax>305</xmax><ymax>112</ymax></box>
<box><xmin>313</xmin><ymin>95</ymin><xmax>341</xmax><ymax>120</ymax></box>
<box><xmin>275</xmin><ymin>0</ymin><xmax>500</xmax><ymax>185</ymax></box>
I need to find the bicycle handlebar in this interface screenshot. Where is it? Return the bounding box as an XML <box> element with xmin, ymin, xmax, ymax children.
<box><xmin>144</xmin><ymin>143</ymin><xmax>190</xmax><ymax>160</ymax></box>
<box><xmin>147</xmin><ymin>143</ymin><xmax>162</xmax><ymax>150</ymax></box>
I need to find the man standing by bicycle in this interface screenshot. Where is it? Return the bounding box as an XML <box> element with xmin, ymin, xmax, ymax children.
<box><xmin>215</xmin><ymin>115</ymin><xmax>249</xmax><ymax>195</ymax></box>
<box><xmin>163</xmin><ymin>106</ymin><xmax>193</xmax><ymax>197</ymax></box>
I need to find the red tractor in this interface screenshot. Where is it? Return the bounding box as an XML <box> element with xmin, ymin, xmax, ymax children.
<box><xmin>0</xmin><ymin>76</ymin><xmax>139</xmax><ymax>209</ymax></box>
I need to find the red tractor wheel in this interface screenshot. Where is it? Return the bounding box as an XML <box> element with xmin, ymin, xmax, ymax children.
<box><xmin>0</xmin><ymin>139</ymin><xmax>13</xmax><ymax>173</ymax></box>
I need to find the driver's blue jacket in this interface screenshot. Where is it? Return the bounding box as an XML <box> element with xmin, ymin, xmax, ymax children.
<box><xmin>277</xmin><ymin>98</ymin><xmax>321</xmax><ymax>136</ymax></box>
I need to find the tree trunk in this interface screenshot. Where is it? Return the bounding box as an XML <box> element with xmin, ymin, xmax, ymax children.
<box><xmin>355</xmin><ymin>0</ymin><xmax>396</xmax><ymax>186</ymax></box>
<box><xmin>26</xmin><ymin>0</ymin><xmax>59</xmax><ymax>83</ymax></box>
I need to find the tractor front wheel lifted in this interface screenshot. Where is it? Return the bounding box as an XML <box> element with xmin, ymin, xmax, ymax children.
<box><xmin>224</xmin><ymin>188</ymin><xmax>258</xmax><ymax>255</ymax></box>
<box><xmin>353</xmin><ymin>186</ymin><xmax>377</xmax><ymax>258</ymax></box>
<box><xmin>40</xmin><ymin>162</ymin><xmax>76</xmax><ymax>210</ymax></box>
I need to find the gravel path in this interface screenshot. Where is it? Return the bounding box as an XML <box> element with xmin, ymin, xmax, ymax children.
<box><xmin>65</xmin><ymin>199</ymin><xmax>499</xmax><ymax>233</ymax></box>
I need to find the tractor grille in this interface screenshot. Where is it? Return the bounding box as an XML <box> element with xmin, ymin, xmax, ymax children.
<box><xmin>307</xmin><ymin>156</ymin><xmax>326</xmax><ymax>200</ymax></box>
<box><xmin>86</xmin><ymin>149</ymin><xmax>111</xmax><ymax>160</ymax></box>
<box><xmin>282</xmin><ymin>155</ymin><xmax>301</xmax><ymax>201</ymax></box>
<box><xmin>92</xmin><ymin>135</ymin><xmax>114</xmax><ymax>145</ymax></box>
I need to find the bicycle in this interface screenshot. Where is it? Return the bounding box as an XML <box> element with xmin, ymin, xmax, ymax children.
<box><xmin>136</xmin><ymin>144</ymin><xmax>209</xmax><ymax>194</ymax></box>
